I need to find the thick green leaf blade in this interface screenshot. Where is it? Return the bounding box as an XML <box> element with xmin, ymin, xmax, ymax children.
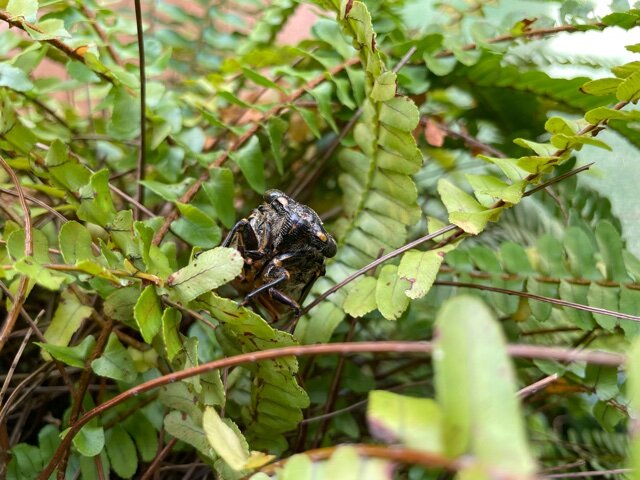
<box><xmin>134</xmin><ymin>285</ymin><xmax>162</xmax><ymax>343</ymax></box>
<box><xmin>72</xmin><ymin>422</ymin><xmax>105</xmax><ymax>457</ymax></box>
<box><xmin>203</xmin><ymin>406</ymin><xmax>249</xmax><ymax>471</ymax></box>
<box><xmin>164</xmin><ymin>410</ymin><xmax>213</xmax><ymax>458</ymax></box>
<box><xmin>397</xmin><ymin>249</ymin><xmax>446</xmax><ymax>299</ymax></box>
<box><xmin>616</xmin><ymin>70</ymin><xmax>640</xmax><ymax>102</ymax></box>
<box><xmin>203</xmin><ymin>167</ymin><xmax>236</xmax><ymax>229</ymax></box>
<box><xmin>375</xmin><ymin>264</ymin><xmax>410</xmax><ymax>320</ymax></box>
<box><xmin>229</xmin><ymin>136</ymin><xmax>265</xmax><ymax>193</ymax></box>
<box><xmin>162</xmin><ymin>307</ymin><xmax>182</xmax><ymax>361</ymax></box>
<box><xmin>367</xmin><ymin>390</ymin><xmax>443</xmax><ymax>453</ymax></box>
<box><xmin>36</xmin><ymin>335</ymin><xmax>96</xmax><ymax>368</ymax></box>
<box><xmin>7</xmin><ymin>0</ymin><xmax>38</xmax><ymax>21</ymax></box>
<box><xmin>167</xmin><ymin>247</ymin><xmax>243</xmax><ymax>302</ymax></box>
<box><xmin>343</xmin><ymin>276</ymin><xmax>377</xmax><ymax>317</ymax></box>
<box><xmin>580</xmin><ymin>77</ymin><xmax>622</xmax><ymax>96</ymax></box>
<box><xmin>438</xmin><ymin>179</ymin><xmax>498</xmax><ymax>234</ymax></box>
<box><xmin>172</xmin><ymin>202</ymin><xmax>221</xmax><ymax>248</ymax></box>
<box><xmin>59</xmin><ymin>221</ymin><xmax>94</xmax><ymax>264</ymax></box>
<box><xmin>42</xmin><ymin>290</ymin><xmax>93</xmax><ymax>359</ymax></box>
<box><xmin>0</xmin><ymin>63</ymin><xmax>33</xmax><ymax>91</ymax></box>
<box><xmin>105</xmin><ymin>424</ymin><xmax>137</xmax><ymax>479</ymax></box>
<box><xmin>91</xmin><ymin>333</ymin><xmax>137</xmax><ymax>382</ymax></box>
<box><xmin>434</xmin><ymin>295</ymin><xmax>536</xmax><ymax>475</ymax></box>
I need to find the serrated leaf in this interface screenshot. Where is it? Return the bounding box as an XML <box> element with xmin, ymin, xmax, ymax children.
<box><xmin>229</xmin><ymin>136</ymin><xmax>265</xmax><ymax>193</ymax></box>
<box><xmin>167</xmin><ymin>247</ymin><xmax>243</xmax><ymax>302</ymax></box>
<box><xmin>91</xmin><ymin>333</ymin><xmax>137</xmax><ymax>382</ymax></box>
<box><xmin>123</xmin><ymin>415</ymin><xmax>158</xmax><ymax>463</ymax></box>
<box><xmin>466</xmin><ymin>174</ymin><xmax>524</xmax><ymax>205</ymax></box>
<box><xmin>172</xmin><ymin>202</ymin><xmax>221</xmax><ymax>248</ymax></box>
<box><xmin>42</xmin><ymin>290</ymin><xmax>93</xmax><ymax>359</ymax></box>
<box><xmin>343</xmin><ymin>276</ymin><xmax>377</xmax><ymax>317</ymax></box>
<box><xmin>368</xmin><ymin>390</ymin><xmax>443</xmax><ymax>452</ymax></box>
<box><xmin>36</xmin><ymin>335</ymin><xmax>96</xmax><ymax>368</ymax></box>
<box><xmin>375</xmin><ymin>264</ymin><xmax>410</xmax><ymax>320</ymax></box>
<box><xmin>379</xmin><ymin>96</ymin><xmax>419</xmax><ymax>131</ymax></box>
<box><xmin>59</xmin><ymin>221</ymin><xmax>94</xmax><ymax>264</ymax></box>
<box><xmin>134</xmin><ymin>285</ymin><xmax>162</xmax><ymax>343</ymax></box>
<box><xmin>203</xmin><ymin>406</ymin><xmax>250</xmax><ymax>471</ymax></box>
<box><xmin>103</xmin><ymin>286</ymin><xmax>139</xmax><ymax>325</ymax></box>
<box><xmin>434</xmin><ymin>295</ymin><xmax>536</xmax><ymax>474</ymax></box>
<box><xmin>105</xmin><ymin>424</ymin><xmax>137</xmax><ymax>479</ymax></box>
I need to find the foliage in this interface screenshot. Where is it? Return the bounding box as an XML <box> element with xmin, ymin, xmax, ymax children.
<box><xmin>1</xmin><ymin>0</ymin><xmax>640</xmax><ymax>479</ymax></box>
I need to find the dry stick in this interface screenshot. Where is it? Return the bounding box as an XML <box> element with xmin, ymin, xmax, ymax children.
<box><xmin>517</xmin><ymin>374</ymin><xmax>559</xmax><ymax>399</ymax></box>
<box><xmin>435</xmin><ymin>22</ymin><xmax>606</xmax><ymax>59</ymax></box>
<box><xmin>0</xmin><ymin>9</ymin><xmax>114</xmax><ymax>85</ymax></box>
<box><xmin>544</xmin><ymin>468</ymin><xmax>631</xmax><ymax>479</ymax></box>
<box><xmin>0</xmin><ymin>156</ymin><xmax>32</xmax><ymax>353</ymax></box>
<box><xmin>39</xmin><ymin>340</ymin><xmax>624</xmax><ymax>479</ymax></box>
<box><xmin>133</xmin><ymin>0</ymin><xmax>147</xmax><ymax>219</ymax></box>
<box><xmin>0</xmin><ymin>187</ymin><xmax>71</xmax><ymax>224</ymax></box>
<box><xmin>434</xmin><ymin>280</ymin><xmax>640</xmax><ymax>323</ymax></box>
<box><xmin>0</xmin><ymin>362</ymin><xmax>53</xmax><ymax>425</ymax></box>
<box><xmin>151</xmin><ymin>57</ymin><xmax>360</xmax><ymax>246</ymax></box>
<box><xmin>139</xmin><ymin>438</ymin><xmax>178</xmax><ymax>480</ymax></box>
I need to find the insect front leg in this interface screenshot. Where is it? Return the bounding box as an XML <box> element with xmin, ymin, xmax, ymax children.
<box><xmin>221</xmin><ymin>218</ymin><xmax>267</xmax><ymax>261</ymax></box>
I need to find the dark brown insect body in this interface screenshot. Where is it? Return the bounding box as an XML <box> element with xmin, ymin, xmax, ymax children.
<box><xmin>222</xmin><ymin>190</ymin><xmax>337</xmax><ymax>319</ymax></box>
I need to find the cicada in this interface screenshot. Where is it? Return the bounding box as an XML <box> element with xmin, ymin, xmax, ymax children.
<box><xmin>222</xmin><ymin>189</ymin><xmax>337</xmax><ymax>320</ymax></box>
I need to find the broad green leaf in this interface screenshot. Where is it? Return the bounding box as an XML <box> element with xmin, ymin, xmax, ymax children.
<box><xmin>7</xmin><ymin>227</ymin><xmax>49</xmax><ymax>262</ymax></box>
<box><xmin>564</xmin><ymin>227</ymin><xmax>599</xmax><ymax>280</ymax></box>
<box><xmin>167</xmin><ymin>247</ymin><xmax>243</xmax><ymax>302</ymax></box>
<box><xmin>544</xmin><ymin>116</ymin><xmax>579</xmax><ymax>135</ymax></box>
<box><xmin>309</xmin><ymin>81</ymin><xmax>338</xmax><ymax>132</ymax></box>
<box><xmin>134</xmin><ymin>285</ymin><xmax>162</xmax><ymax>343</ymax></box>
<box><xmin>375</xmin><ymin>264</ymin><xmax>410</xmax><ymax>320</ymax></box>
<box><xmin>584</xmin><ymin>106</ymin><xmax>630</xmax><ymax>124</ymax></box>
<box><xmin>587</xmin><ymin>284</ymin><xmax>619</xmax><ymax>331</ymax></box>
<box><xmin>242</xmin><ymin>66</ymin><xmax>283</xmax><ymax>91</ymax></box>
<box><xmin>36</xmin><ymin>335</ymin><xmax>96</xmax><ymax>368</ymax></box>
<box><xmin>367</xmin><ymin>390</ymin><xmax>443</xmax><ymax>452</ymax></box>
<box><xmin>133</xmin><ymin>221</ymin><xmax>172</xmax><ymax>277</ymax></box>
<box><xmin>229</xmin><ymin>136</ymin><xmax>265</xmax><ymax>193</ymax></box>
<box><xmin>265</xmin><ymin>117</ymin><xmax>287</xmax><ymax>174</ymax></box>
<box><xmin>617</xmin><ymin>70</ymin><xmax>640</xmax><ymax>102</ymax></box>
<box><xmin>585</xmin><ymin>364</ymin><xmax>618</xmax><ymax>401</ymax></box>
<box><xmin>325</xmin><ymin>446</ymin><xmax>391</xmax><ymax>480</ymax></box>
<box><xmin>59</xmin><ymin>221</ymin><xmax>94</xmax><ymax>264</ymax></box>
<box><xmin>203</xmin><ymin>406</ymin><xmax>249</xmax><ymax>471</ymax></box>
<box><xmin>172</xmin><ymin>202</ymin><xmax>221</xmax><ymax>248</ymax></box>
<box><xmin>0</xmin><ymin>63</ymin><xmax>33</xmax><ymax>91</ymax></box>
<box><xmin>295</xmin><ymin>106</ymin><xmax>321</xmax><ymax>138</ymax></box>
<box><xmin>595</xmin><ymin>221</ymin><xmax>630</xmax><ymax>282</ymax></box>
<box><xmin>91</xmin><ymin>333</ymin><xmax>137</xmax><ymax>383</ymax></box>
<box><xmin>6</xmin><ymin>0</ymin><xmax>38</xmax><ymax>22</ymax></box>
<box><xmin>559</xmin><ymin>280</ymin><xmax>595</xmax><ymax>330</ymax></box>
<box><xmin>123</xmin><ymin>415</ymin><xmax>159</xmax><ymax>463</ymax></box>
<box><xmin>478</xmin><ymin>155</ymin><xmax>528</xmax><ymax>182</ymax></box>
<box><xmin>14</xmin><ymin>257</ymin><xmax>68</xmax><ymax>290</ymax></box>
<box><xmin>550</xmin><ymin>133</ymin><xmax>611</xmax><ymax>151</ymax></box>
<box><xmin>72</xmin><ymin>422</ymin><xmax>105</xmax><ymax>457</ymax></box>
<box><xmin>371</xmin><ymin>71</ymin><xmax>396</xmax><ymax>102</ymax></box>
<box><xmin>434</xmin><ymin>296</ymin><xmax>536</xmax><ymax>475</ymax></box>
<box><xmin>379</xmin><ymin>96</ymin><xmax>419</xmax><ymax>131</ymax></box>
<box><xmin>343</xmin><ymin>276</ymin><xmax>377</xmax><ymax>317</ymax></box>
<box><xmin>499</xmin><ymin>242</ymin><xmax>534</xmax><ymax>275</ymax></box>
<box><xmin>438</xmin><ymin>179</ymin><xmax>498</xmax><ymax>234</ymax></box>
<box><xmin>513</xmin><ymin>138</ymin><xmax>556</xmax><ymax>156</ymax></box>
<box><xmin>108</xmin><ymin>87</ymin><xmax>140</xmax><ymax>140</ymax></box>
<box><xmin>619</xmin><ymin>287</ymin><xmax>640</xmax><ymax>336</ymax></box>
<box><xmin>24</xmin><ymin>18</ymin><xmax>70</xmax><ymax>40</ymax></box>
<box><xmin>164</xmin><ymin>410</ymin><xmax>213</xmax><ymax>458</ymax></box>
<box><xmin>466</xmin><ymin>174</ymin><xmax>524</xmax><ymax>205</ymax></box>
<box><xmin>593</xmin><ymin>400</ymin><xmax>625</xmax><ymax>432</ymax></box>
<box><xmin>277</xmin><ymin>454</ymin><xmax>312</xmax><ymax>480</ymax></box>
<box><xmin>42</xmin><ymin>290</ymin><xmax>93</xmax><ymax>359</ymax></box>
<box><xmin>162</xmin><ymin>307</ymin><xmax>182</xmax><ymax>361</ymax></box>
<box><xmin>76</xmin><ymin>169</ymin><xmax>117</xmax><ymax>227</ymax></box>
<box><xmin>203</xmin><ymin>168</ymin><xmax>236</xmax><ymax>229</ymax></box>
<box><xmin>580</xmin><ymin>77</ymin><xmax>622</xmax><ymax>96</ymax></box>
<box><xmin>139</xmin><ymin>179</ymin><xmax>189</xmax><ymax>202</ymax></box>
<box><xmin>398</xmin><ymin>249</ymin><xmax>445</xmax><ymax>299</ymax></box>
<box><xmin>103</xmin><ymin>286</ymin><xmax>139</xmax><ymax>325</ymax></box>
<box><xmin>105</xmin><ymin>424</ymin><xmax>137</xmax><ymax>479</ymax></box>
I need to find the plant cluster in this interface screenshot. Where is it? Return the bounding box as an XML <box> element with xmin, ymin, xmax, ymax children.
<box><xmin>1</xmin><ymin>0</ymin><xmax>640</xmax><ymax>479</ymax></box>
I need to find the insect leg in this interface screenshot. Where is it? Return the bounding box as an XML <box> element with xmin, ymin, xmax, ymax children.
<box><xmin>268</xmin><ymin>288</ymin><xmax>302</xmax><ymax>318</ymax></box>
<box><xmin>243</xmin><ymin>272</ymin><xmax>288</xmax><ymax>303</ymax></box>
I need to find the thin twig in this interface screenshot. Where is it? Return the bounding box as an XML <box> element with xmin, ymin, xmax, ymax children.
<box><xmin>133</xmin><ymin>0</ymin><xmax>147</xmax><ymax>219</ymax></box>
<box><xmin>39</xmin><ymin>340</ymin><xmax>624</xmax><ymax>479</ymax></box>
<box><xmin>139</xmin><ymin>438</ymin><xmax>178</xmax><ymax>480</ymax></box>
<box><xmin>78</xmin><ymin>3</ymin><xmax>123</xmax><ymax>65</ymax></box>
<box><xmin>544</xmin><ymin>468</ymin><xmax>631</xmax><ymax>478</ymax></box>
<box><xmin>0</xmin><ymin>156</ymin><xmax>32</xmax><ymax>353</ymax></box>
<box><xmin>517</xmin><ymin>374</ymin><xmax>559</xmax><ymax>399</ymax></box>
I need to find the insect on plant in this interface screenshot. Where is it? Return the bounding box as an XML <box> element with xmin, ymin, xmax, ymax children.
<box><xmin>222</xmin><ymin>189</ymin><xmax>337</xmax><ymax>321</ymax></box>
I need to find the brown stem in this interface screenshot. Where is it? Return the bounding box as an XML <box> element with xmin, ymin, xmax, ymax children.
<box><xmin>39</xmin><ymin>340</ymin><xmax>623</xmax><ymax>479</ymax></box>
<box><xmin>133</xmin><ymin>0</ymin><xmax>147</xmax><ymax>219</ymax></box>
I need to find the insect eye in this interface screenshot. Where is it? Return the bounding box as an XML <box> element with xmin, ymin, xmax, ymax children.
<box><xmin>264</xmin><ymin>189</ymin><xmax>286</xmax><ymax>204</ymax></box>
<box><xmin>316</xmin><ymin>232</ymin><xmax>327</xmax><ymax>242</ymax></box>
